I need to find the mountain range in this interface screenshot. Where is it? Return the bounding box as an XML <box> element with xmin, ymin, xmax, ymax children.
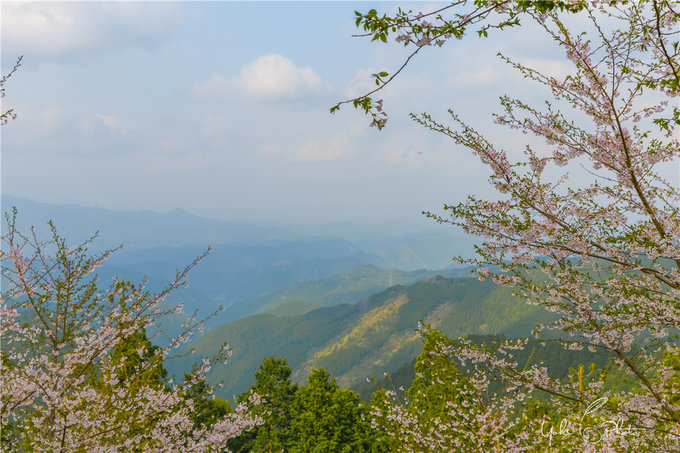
<box><xmin>167</xmin><ymin>275</ymin><xmax>556</xmax><ymax>398</ymax></box>
<box><xmin>5</xmin><ymin>195</ymin><xmax>546</xmax><ymax>401</ymax></box>
<box><xmin>2</xmin><ymin>195</ymin><xmax>478</xmax><ymax>324</ymax></box>
<box><xmin>2</xmin><ymin>195</ymin><xmax>476</xmax><ymax>270</ymax></box>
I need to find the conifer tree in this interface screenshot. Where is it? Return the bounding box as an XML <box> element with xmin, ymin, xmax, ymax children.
<box><xmin>288</xmin><ymin>368</ymin><xmax>375</xmax><ymax>453</ymax></box>
<box><xmin>230</xmin><ymin>356</ymin><xmax>298</xmax><ymax>452</ymax></box>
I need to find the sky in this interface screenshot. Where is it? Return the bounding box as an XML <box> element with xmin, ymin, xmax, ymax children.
<box><xmin>1</xmin><ymin>1</ymin><xmax>587</xmax><ymax>231</ymax></box>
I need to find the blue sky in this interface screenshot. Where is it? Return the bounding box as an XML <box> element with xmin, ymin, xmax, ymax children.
<box><xmin>1</xmin><ymin>1</ymin><xmax>573</xmax><ymax>230</ymax></box>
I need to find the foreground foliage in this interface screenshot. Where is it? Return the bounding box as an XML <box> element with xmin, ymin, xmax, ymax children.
<box><xmin>0</xmin><ymin>214</ymin><xmax>260</xmax><ymax>451</ymax></box>
<box><xmin>230</xmin><ymin>357</ymin><xmax>376</xmax><ymax>452</ymax></box>
<box><xmin>342</xmin><ymin>0</ymin><xmax>680</xmax><ymax>451</ymax></box>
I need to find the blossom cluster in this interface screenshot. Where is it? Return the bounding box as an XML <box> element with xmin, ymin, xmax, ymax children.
<box><xmin>370</xmin><ymin>1</ymin><xmax>680</xmax><ymax>450</ymax></box>
<box><xmin>0</xmin><ymin>214</ymin><xmax>261</xmax><ymax>451</ymax></box>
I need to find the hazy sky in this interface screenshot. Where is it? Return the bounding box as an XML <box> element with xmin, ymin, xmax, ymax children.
<box><xmin>1</xmin><ymin>1</ymin><xmax>575</xmax><ymax>229</ymax></box>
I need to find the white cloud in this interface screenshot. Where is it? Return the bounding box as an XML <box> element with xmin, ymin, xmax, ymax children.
<box><xmin>240</xmin><ymin>54</ymin><xmax>326</xmax><ymax>99</ymax></box>
<box><xmin>191</xmin><ymin>74</ymin><xmax>232</xmax><ymax>101</ymax></box>
<box><xmin>96</xmin><ymin>115</ymin><xmax>132</xmax><ymax>136</ymax></box>
<box><xmin>36</xmin><ymin>106</ymin><xmax>70</xmax><ymax>134</ymax></box>
<box><xmin>2</xmin><ymin>2</ymin><xmax>183</xmax><ymax>59</ymax></box>
<box><xmin>192</xmin><ymin>54</ymin><xmax>329</xmax><ymax>101</ymax></box>
<box><xmin>294</xmin><ymin>134</ymin><xmax>347</xmax><ymax>162</ymax></box>
<box><xmin>384</xmin><ymin>147</ymin><xmax>423</xmax><ymax>166</ymax></box>
<box><xmin>2</xmin><ymin>105</ymin><xmax>139</xmax><ymax>158</ymax></box>
<box><xmin>344</xmin><ymin>67</ymin><xmax>386</xmax><ymax>99</ymax></box>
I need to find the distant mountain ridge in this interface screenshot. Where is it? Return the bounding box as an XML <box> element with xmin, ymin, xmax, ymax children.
<box><xmin>1</xmin><ymin>195</ymin><xmax>476</xmax><ymax>271</ymax></box>
<box><xmin>2</xmin><ymin>195</ymin><xmax>487</xmax><ymax>337</ymax></box>
<box><xmin>105</xmin><ymin>240</ymin><xmax>378</xmax><ymax>324</ymax></box>
<box><xmin>1</xmin><ymin>194</ymin><xmax>292</xmax><ymax>250</ymax></box>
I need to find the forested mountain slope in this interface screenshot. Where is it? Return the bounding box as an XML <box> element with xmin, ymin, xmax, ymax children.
<box><xmin>221</xmin><ymin>264</ymin><xmax>472</xmax><ymax>322</ymax></box>
<box><xmin>168</xmin><ymin>276</ymin><xmax>555</xmax><ymax>398</ymax></box>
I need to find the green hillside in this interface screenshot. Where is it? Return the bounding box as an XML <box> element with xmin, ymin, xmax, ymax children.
<box><xmin>292</xmin><ymin>275</ymin><xmax>555</xmax><ymax>388</ymax></box>
<box><xmin>264</xmin><ymin>300</ymin><xmax>323</xmax><ymax>317</ymax></box>
<box><xmin>220</xmin><ymin>264</ymin><xmax>471</xmax><ymax>322</ymax></box>
<box><xmin>350</xmin><ymin>334</ymin><xmax>614</xmax><ymax>402</ymax></box>
<box><xmin>169</xmin><ymin>305</ymin><xmax>363</xmax><ymax>398</ymax></box>
<box><xmin>168</xmin><ymin>275</ymin><xmax>555</xmax><ymax>398</ymax></box>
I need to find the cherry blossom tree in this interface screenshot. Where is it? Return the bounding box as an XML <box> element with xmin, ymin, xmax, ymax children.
<box><xmin>0</xmin><ymin>56</ymin><xmax>22</xmax><ymax>126</ymax></box>
<box><xmin>331</xmin><ymin>1</ymin><xmax>586</xmax><ymax>129</ymax></box>
<box><xmin>0</xmin><ymin>210</ymin><xmax>261</xmax><ymax>451</ymax></box>
<box><xmin>355</xmin><ymin>0</ymin><xmax>680</xmax><ymax>450</ymax></box>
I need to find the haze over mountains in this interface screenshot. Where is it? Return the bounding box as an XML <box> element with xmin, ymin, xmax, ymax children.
<box><xmin>2</xmin><ymin>194</ymin><xmax>475</xmax><ymax>259</ymax></box>
<box><xmin>2</xmin><ymin>195</ymin><xmax>554</xmax><ymax>401</ymax></box>
<box><xmin>2</xmin><ymin>195</ymin><xmax>477</xmax><ymax>317</ymax></box>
